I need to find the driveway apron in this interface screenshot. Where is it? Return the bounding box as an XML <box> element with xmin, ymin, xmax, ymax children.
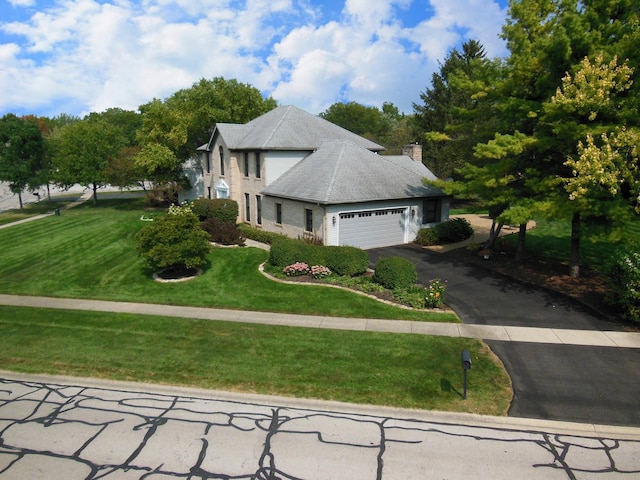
<box><xmin>368</xmin><ymin>244</ymin><xmax>640</xmax><ymax>427</ymax></box>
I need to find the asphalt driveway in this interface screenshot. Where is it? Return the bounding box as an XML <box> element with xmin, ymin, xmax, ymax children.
<box><xmin>368</xmin><ymin>244</ymin><xmax>640</xmax><ymax>426</ymax></box>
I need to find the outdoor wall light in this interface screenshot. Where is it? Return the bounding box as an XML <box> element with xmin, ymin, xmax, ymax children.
<box><xmin>411</xmin><ymin>207</ymin><xmax>416</xmax><ymax>218</ymax></box>
<box><xmin>332</xmin><ymin>215</ymin><xmax>336</xmax><ymax>226</ymax></box>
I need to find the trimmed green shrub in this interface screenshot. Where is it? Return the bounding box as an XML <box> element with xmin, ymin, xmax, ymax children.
<box><xmin>136</xmin><ymin>211</ymin><xmax>210</xmax><ymax>271</ymax></box>
<box><xmin>606</xmin><ymin>248</ymin><xmax>640</xmax><ymax>324</ymax></box>
<box><xmin>192</xmin><ymin>198</ymin><xmax>238</xmax><ymax>224</ymax></box>
<box><xmin>324</xmin><ymin>245</ymin><xmax>369</xmax><ymax>276</ymax></box>
<box><xmin>415</xmin><ymin>228</ymin><xmax>439</xmax><ymax>246</ymax></box>
<box><xmin>434</xmin><ymin>217</ymin><xmax>473</xmax><ymax>244</ymax></box>
<box><xmin>269</xmin><ymin>238</ymin><xmax>315</xmax><ymax>267</ymax></box>
<box><xmin>239</xmin><ymin>224</ymin><xmax>287</xmax><ymax>245</ymax></box>
<box><xmin>373</xmin><ymin>257</ymin><xmax>418</xmax><ymax>290</ymax></box>
<box><xmin>269</xmin><ymin>239</ymin><xmax>367</xmax><ymax>277</ymax></box>
<box><xmin>202</xmin><ymin>217</ymin><xmax>245</xmax><ymax>246</ymax></box>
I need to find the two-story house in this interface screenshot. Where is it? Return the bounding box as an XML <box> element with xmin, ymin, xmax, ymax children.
<box><xmin>181</xmin><ymin>105</ymin><xmax>449</xmax><ymax>249</ymax></box>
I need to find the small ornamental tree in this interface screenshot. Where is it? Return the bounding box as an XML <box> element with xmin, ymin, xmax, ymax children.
<box><xmin>136</xmin><ymin>209</ymin><xmax>210</xmax><ymax>273</ymax></box>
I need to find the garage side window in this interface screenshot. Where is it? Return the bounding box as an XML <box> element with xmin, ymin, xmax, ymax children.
<box><xmin>304</xmin><ymin>208</ymin><xmax>313</xmax><ymax>232</ymax></box>
<box><xmin>275</xmin><ymin>203</ymin><xmax>282</xmax><ymax>224</ymax></box>
<box><xmin>423</xmin><ymin>199</ymin><xmax>441</xmax><ymax>224</ymax></box>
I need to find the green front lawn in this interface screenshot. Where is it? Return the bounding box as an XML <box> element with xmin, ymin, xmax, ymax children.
<box><xmin>0</xmin><ymin>305</ymin><xmax>511</xmax><ymax>415</ymax></box>
<box><xmin>503</xmin><ymin>216</ymin><xmax>640</xmax><ymax>271</ymax></box>
<box><xmin>0</xmin><ymin>197</ymin><xmax>456</xmax><ymax>321</ymax></box>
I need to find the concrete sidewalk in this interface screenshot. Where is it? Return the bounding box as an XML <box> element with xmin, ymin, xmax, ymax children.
<box><xmin>2</xmin><ymin>294</ymin><xmax>639</xmax><ymax>348</ymax></box>
<box><xmin>0</xmin><ymin>190</ymin><xmax>93</xmax><ymax>230</ymax></box>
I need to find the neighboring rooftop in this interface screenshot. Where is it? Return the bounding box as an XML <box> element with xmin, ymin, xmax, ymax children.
<box><xmin>262</xmin><ymin>140</ymin><xmax>441</xmax><ymax>204</ymax></box>
<box><xmin>211</xmin><ymin>105</ymin><xmax>385</xmax><ymax>152</ymax></box>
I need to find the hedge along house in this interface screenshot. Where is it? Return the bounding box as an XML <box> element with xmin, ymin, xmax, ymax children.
<box><xmin>181</xmin><ymin>105</ymin><xmax>450</xmax><ymax>249</ymax></box>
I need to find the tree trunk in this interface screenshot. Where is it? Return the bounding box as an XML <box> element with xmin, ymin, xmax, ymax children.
<box><xmin>92</xmin><ymin>183</ymin><xmax>98</xmax><ymax>204</ymax></box>
<box><xmin>514</xmin><ymin>223</ymin><xmax>527</xmax><ymax>264</ymax></box>
<box><xmin>17</xmin><ymin>191</ymin><xmax>23</xmax><ymax>210</ymax></box>
<box><xmin>569</xmin><ymin>211</ymin><xmax>580</xmax><ymax>278</ymax></box>
<box><xmin>484</xmin><ymin>221</ymin><xmax>504</xmax><ymax>250</ymax></box>
<box><xmin>46</xmin><ymin>184</ymin><xmax>51</xmax><ymax>201</ymax></box>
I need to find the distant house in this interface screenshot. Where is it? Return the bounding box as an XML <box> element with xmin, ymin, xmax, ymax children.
<box><xmin>181</xmin><ymin>105</ymin><xmax>449</xmax><ymax>249</ymax></box>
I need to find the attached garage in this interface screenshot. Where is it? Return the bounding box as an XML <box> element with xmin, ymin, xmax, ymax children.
<box><xmin>338</xmin><ymin>207</ymin><xmax>407</xmax><ymax>249</ymax></box>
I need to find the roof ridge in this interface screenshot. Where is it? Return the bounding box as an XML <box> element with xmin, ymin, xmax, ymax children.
<box><xmin>322</xmin><ymin>141</ymin><xmax>348</xmax><ymax>203</ymax></box>
<box><xmin>261</xmin><ymin>105</ymin><xmax>292</xmax><ymax>148</ymax></box>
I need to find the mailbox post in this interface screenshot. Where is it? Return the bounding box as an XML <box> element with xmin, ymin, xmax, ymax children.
<box><xmin>461</xmin><ymin>349</ymin><xmax>471</xmax><ymax>399</ymax></box>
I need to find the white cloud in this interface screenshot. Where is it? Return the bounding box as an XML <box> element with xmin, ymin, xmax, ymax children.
<box><xmin>0</xmin><ymin>0</ymin><xmax>508</xmax><ymax>117</ymax></box>
<box><xmin>7</xmin><ymin>0</ymin><xmax>36</xmax><ymax>6</ymax></box>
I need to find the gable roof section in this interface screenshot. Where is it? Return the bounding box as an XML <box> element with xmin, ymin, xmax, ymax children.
<box><xmin>212</xmin><ymin>105</ymin><xmax>384</xmax><ymax>152</ymax></box>
<box><xmin>262</xmin><ymin>140</ymin><xmax>442</xmax><ymax>205</ymax></box>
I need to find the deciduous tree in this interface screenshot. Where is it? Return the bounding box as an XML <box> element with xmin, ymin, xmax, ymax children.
<box><xmin>50</xmin><ymin>115</ymin><xmax>127</xmax><ymax>203</ymax></box>
<box><xmin>0</xmin><ymin>114</ymin><xmax>45</xmax><ymax>209</ymax></box>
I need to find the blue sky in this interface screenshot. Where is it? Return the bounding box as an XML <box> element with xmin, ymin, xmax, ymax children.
<box><xmin>0</xmin><ymin>0</ymin><xmax>509</xmax><ymax>118</ymax></box>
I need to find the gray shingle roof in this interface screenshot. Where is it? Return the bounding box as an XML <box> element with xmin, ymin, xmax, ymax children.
<box><xmin>213</xmin><ymin>105</ymin><xmax>385</xmax><ymax>152</ymax></box>
<box><xmin>262</xmin><ymin>140</ymin><xmax>442</xmax><ymax>204</ymax></box>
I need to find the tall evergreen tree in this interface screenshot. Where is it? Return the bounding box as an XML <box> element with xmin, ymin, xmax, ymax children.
<box><xmin>462</xmin><ymin>0</ymin><xmax>639</xmax><ymax>275</ymax></box>
<box><xmin>413</xmin><ymin>40</ymin><xmax>501</xmax><ymax>178</ymax></box>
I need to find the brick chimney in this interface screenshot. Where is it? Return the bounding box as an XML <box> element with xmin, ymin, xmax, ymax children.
<box><xmin>402</xmin><ymin>143</ymin><xmax>423</xmax><ymax>162</ymax></box>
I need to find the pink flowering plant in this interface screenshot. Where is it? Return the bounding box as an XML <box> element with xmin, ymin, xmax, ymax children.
<box><xmin>424</xmin><ymin>278</ymin><xmax>446</xmax><ymax>308</ymax></box>
<box><xmin>310</xmin><ymin>265</ymin><xmax>332</xmax><ymax>278</ymax></box>
<box><xmin>283</xmin><ymin>262</ymin><xmax>310</xmax><ymax>276</ymax></box>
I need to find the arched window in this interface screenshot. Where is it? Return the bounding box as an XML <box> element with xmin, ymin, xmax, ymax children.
<box><xmin>219</xmin><ymin>146</ymin><xmax>225</xmax><ymax>176</ymax></box>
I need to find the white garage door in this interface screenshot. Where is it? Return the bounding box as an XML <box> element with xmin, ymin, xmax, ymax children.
<box><xmin>339</xmin><ymin>208</ymin><xmax>406</xmax><ymax>249</ymax></box>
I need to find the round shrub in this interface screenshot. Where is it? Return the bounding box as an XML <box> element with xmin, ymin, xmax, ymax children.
<box><xmin>136</xmin><ymin>212</ymin><xmax>210</xmax><ymax>272</ymax></box>
<box><xmin>201</xmin><ymin>217</ymin><xmax>245</xmax><ymax>246</ymax></box>
<box><xmin>192</xmin><ymin>198</ymin><xmax>238</xmax><ymax>224</ymax></box>
<box><xmin>434</xmin><ymin>217</ymin><xmax>473</xmax><ymax>244</ymax></box>
<box><xmin>269</xmin><ymin>238</ymin><xmax>304</xmax><ymax>267</ymax></box>
<box><xmin>415</xmin><ymin>228</ymin><xmax>439</xmax><ymax>246</ymax></box>
<box><xmin>373</xmin><ymin>256</ymin><xmax>418</xmax><ymax>290</ymax></box>
<box><xmin>324</xmin><ymin>246</ymin><xmax>369</xmax><ymax>276</ymax></box>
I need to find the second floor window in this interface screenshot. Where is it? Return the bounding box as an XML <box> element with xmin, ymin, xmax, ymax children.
<box><xmin>255</xmin><ymin>152</ymin><xmax>261</xmax><ymax>178</ymax></box>
<box><xmin>244</xmin><ymin>152</ymin><xmax>249</xmax><ymax>177</ymax></box>
<box><xmin>219</xmin><ymin>146</ymin><xmax>225</xmax><ymax>176</ymax></box>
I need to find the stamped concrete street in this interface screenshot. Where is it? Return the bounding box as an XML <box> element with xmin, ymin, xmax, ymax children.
<box><xmin>0</xmin><ymin>373</ymin><xmax>639</xmax><ymax>479</ymax></box>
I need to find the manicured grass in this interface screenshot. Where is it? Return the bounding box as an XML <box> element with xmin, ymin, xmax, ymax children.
<box><xmin>0</xmin><ymin>199</ymin><xmax>74</xmax><ymax>225</ymax></box>
<box><xmin>0</xmin><ymin>198</ymin><xmax>457</xmax><ymax>322</ymax></box>
<box><xmin>504</xmin><ymin>216</ymin><xmax>640</xmax><ymax>271</ymax></box>
<box><xmin>0</xmin><ymin>305</ymin><xmax>511</xmax><ymax>415</ymax></box>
